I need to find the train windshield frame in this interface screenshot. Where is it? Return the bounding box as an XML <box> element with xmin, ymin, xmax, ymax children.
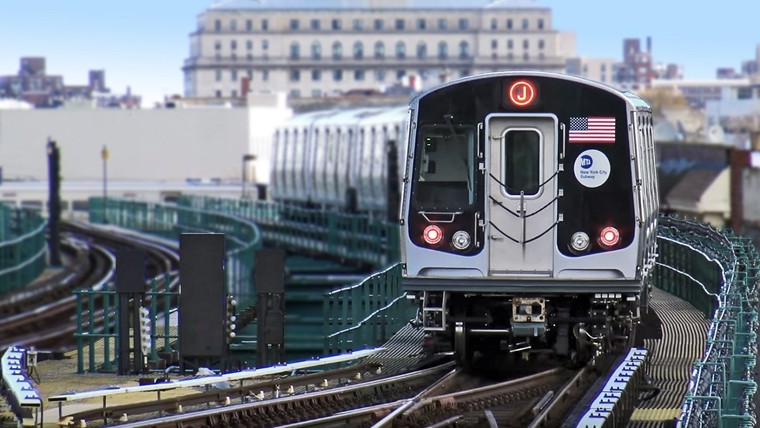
<box><xmin>411</xmin><ymin>123</ymin><xmax>477</xmax><ymax>209</ymax></box>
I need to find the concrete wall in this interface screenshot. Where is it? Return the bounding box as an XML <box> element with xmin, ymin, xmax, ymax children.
<box><xmin>0</xmin><ymin>108</ymin><xmax>249</xmax><ymax>182</ymax></box>
<box><xmin>699</xmin><ymin>168</ymin><xmax>731</xmax><ymax>220</ymax></box>
<box><xmin>247</xmin><ymin>93</ymin><xmax>293</xmax><ymax>184</ymax></box>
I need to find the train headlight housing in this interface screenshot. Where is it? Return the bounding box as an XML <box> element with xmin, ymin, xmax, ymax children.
<box><xmin>599</xmin><ymin>227</ymin><xmax>620</xmax><ymax>248</ymax></box>
<box><xmin>451</xmin><ymin>230</ymin><xmax>471</xmax><ymax>250</ymax></box>
<box><xmin>570</xmin><ymin>232</ymin><xmax>590</xmax><ymax>252</ymax></box>
<box><xmin>422</xmin><ymin>225</ymin><xmax>443</xmax><ymax>245</ymax></box>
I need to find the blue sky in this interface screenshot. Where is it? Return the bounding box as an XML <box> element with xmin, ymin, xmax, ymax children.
<box><xmin>1</xmin><ymin>1</ymin><xmax>758</xmax><ymax>107</ymax></box>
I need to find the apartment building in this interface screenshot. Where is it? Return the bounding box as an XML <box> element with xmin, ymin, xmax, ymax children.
<box><xmin>565</xmin><ymin>57</ymin><xmax>618</xmax><ymax>85</ymax></box>
<box><xmin>183</xmin><ymin>0</ymin><xmax>576</xmax><ymax>100</ymax></box>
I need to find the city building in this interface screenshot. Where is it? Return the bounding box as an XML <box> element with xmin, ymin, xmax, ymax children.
<box><xmin>653</xmin><ymin>78</ymin><xmax>751</xmax><ymax>111</ymax></box>
<box><xmin>654</xmin><ymin>62</ymin><xmax>682</xmax><ymax>80</ymax></box>
<box><xmin>0</xmin><ymin>57</ymin><xmax>64</xmax><ymax>107</ymax></box>
<box><xmin>565</xmin><ymin>57</ymin><xmax>618</xmax><ymax>84</ymax></box>
<box><xmin>183</xmin><ymin>0</ymin><xmax>576</xmax><ymax>101</ymax></box>
<box><xmin>0</xmin><ymin>57</ymin><xmax>141</xmax><ymax>109</ymax></box>
<box><xmin>725</xmin><ymin>44</ymin><xmax>760</xmax><ymax>79</ymax></box>
<box><xmin>566</xmin><ymin>37</ymin><xmax>682</xmax><ymax>92</ymax></box>
<box><xmin>615</xmin><ymin>38</ymin><xmax>653</xmax><ymax>90</ymax></box>
<box><xmin>704</xmin><ymin>81</ymin><xmax>760</xmax><ymax>146</ymax></box>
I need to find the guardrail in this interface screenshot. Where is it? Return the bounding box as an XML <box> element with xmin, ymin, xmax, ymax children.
<box><xmin>656</xmin><ymin>216</ymin><xmax>759</xmax><ymax>428</ymax></box>
<box><xmin>175</xmin><ymin>196</ymin><xmax>400</xmax><ymax>268</ymax></box>
<box><xmin>74</xmin><ymin>273</ymin><xmax>179</xmax><ymax>374</ymax></box>
<box><xmin>89</xmin><ymin>197</ymin><xmax>262</xmax><ymax>307</ymax></box>
<box><xmin>323</xmin><ymin>263</ymin><xmax>416</xmax><ymax>355</ymax></box>
<box><xmin>0</xmin><ymin>204</ymin><xmax>47</xmax><ymax>294</ymax></box>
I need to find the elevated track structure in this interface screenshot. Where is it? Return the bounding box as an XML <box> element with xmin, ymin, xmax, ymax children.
<box><xmin>0</xmin><ymin>196</ymin><xmax>757</xmax><ymax>426</ymax></box>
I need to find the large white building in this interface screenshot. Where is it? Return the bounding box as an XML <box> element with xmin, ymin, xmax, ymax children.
<box><xmin>183</xmin><ymin>0</ymin><xmax>576</xmax><ymax>100</ymax></box>
<box><xmin>565</xmin><ymin>57</ymin><xmax>618</xmax><ymax>85</ymax></box>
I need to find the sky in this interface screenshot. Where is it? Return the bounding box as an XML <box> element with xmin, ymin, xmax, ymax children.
<box><xmin>1</xmin><ymin>0</ymin><xmax>758</xmax><ymax>108</ymax></box>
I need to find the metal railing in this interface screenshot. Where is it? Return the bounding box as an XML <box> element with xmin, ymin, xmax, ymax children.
<box><xmin>0</xmin><ymin>204</ymin><xmax>47</xmax><ymax>294</ymax></box>
<box><xmin>74</xmin><ymin>273</ymin><xmax>179</xmax><ymax>374</ymax></box>
<box><xmin>176</xmin><ymin>195</ymin><xmax>400</xmax><ymax>267</ymax></box>
<box><xmin>89</xmin><ymin>197</ymin><xmax>262</xmax><ymax>307</ymax></box>
<box><xmin>656</xmin><ymin>216</ymin><xmax>759</xmax><ymax>428</ymax></box>
<box><xmin>323</xmin><ymin>263</ymin><xmax>416</xmax><ymax>354</ymax></box>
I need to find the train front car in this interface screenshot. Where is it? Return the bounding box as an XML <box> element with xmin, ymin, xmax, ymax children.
<box><xmin>400</xmin><ymin>71</ymin><xmax>658</xmax><ymax>365</ymax></box>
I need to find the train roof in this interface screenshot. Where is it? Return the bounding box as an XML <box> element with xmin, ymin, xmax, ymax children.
<box><xmin>209</xmin><ymin>0</ymin><xmax>546</xmax><ymax>11</ymax></box>
<box><xmin>312</xmin><ymin>107</ymin><xmax>386</xmax><ymax>125</ymax></box>
<box><xmin>282</xmin><ymin>105</ymin><xmax>407</xmax><ymax>128</ymax></box>
<box><xmin>412</xmin><ymin>71</ymin><xmax>652</xmax><ymax>111</ymax></box>
<box><xmin>357</xmin><ymin>106</ymin><xmax>409</xmax><ymax>126</ymax></box>
<box><xmin>281</xmin><ymin>109</ymin><xmax>340</xmax><ymax>127</ymax></box>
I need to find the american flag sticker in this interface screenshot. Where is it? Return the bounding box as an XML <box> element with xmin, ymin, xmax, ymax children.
<box><xmin>568</xmin><ymin>116</ymin><xmax>616</xmax><ymax>143</ymax></box>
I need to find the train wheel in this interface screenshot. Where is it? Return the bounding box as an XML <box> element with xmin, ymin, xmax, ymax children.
<box><xmin>454</xmin><ymin>322</ymin><xmax>472</xmax><ymax>368</ymax></box>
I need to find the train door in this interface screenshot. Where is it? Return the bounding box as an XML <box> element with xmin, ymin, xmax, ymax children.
<box><xmin>358</xmin><ymin>128</ymin><xmax>374</xmax><ymax>204</ymax></box>
<box><xmin>486</xmin><ymin>114</ymin><xmax>558</xmax><ymax>275</ymax></box>
<box><xmin>324</xmin><ymin>127</ymin><xmax>341</xmax><ymax>205</ymax></box>
<box><xmin>336</xmin><ymin>128</ymin><xmax>353</xmax><ymax>208</ymax></box>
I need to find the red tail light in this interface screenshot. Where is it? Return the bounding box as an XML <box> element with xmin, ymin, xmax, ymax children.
<box><xmin>423</xmin><ymin>225</ymin><xmax>443</xmax><ymax>245</ymax></box>
<box><xmin>599</xmin><ymin>226</ymin><xmax>620</xmax><ymax>248</ymax></box>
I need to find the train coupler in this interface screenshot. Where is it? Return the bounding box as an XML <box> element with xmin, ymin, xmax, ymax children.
<box><xmin>512</xmin><ymin>297</ymin><xmax>547</xmax><ymax>337</ymax></box>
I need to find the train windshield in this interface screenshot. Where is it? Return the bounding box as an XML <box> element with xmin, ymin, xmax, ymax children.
<box><xmin>412</xmin><ymin>124</ymin><xmax>476</xmax><ymax>208</ymax></box>
<box><xmin>503</xmin><ymin>129</ymin><xmax>540</xmax><ymax>196</ymax></box>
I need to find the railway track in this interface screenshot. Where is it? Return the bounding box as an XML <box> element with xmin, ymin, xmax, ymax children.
<box><xmin>36</xmin><ymin>283</ymin><xmax>701</xmax><ymax>428</ymax></box>
<box><xmin>0</xmin><ymin>221</ymin><xmax>179</xmax><ymax>352</ymax></box>
<box><xmin>57</xmin><ymin>355</ymin><xmax>601</xmax><ymax>428</ymax></box>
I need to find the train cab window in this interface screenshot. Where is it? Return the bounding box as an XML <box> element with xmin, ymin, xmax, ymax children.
<box><xmin>413</xmin><ymin>124</ymin><xmax>476</xmax><ymax>208</ymax></box>
<box><xmin>502</xmin><ymin>129</ymin><xmax>540</xmax><ymax>196</ymax></box>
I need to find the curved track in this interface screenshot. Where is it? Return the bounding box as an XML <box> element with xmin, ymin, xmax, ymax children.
<box><xmin>0</xmin><ymin>221</ymin><xmax>179</xmax><ymax>352</ymax></box>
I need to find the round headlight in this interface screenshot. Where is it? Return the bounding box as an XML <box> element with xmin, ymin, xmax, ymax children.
<box><xmin>570</xmin><ymin>231</ymin><xmax>590</xmax><ymax>252</ymax></box>
<box><xmin>423</xmin><ymin>225</ymin><xmax>443</xmax><ymax>245</ymax></box>
<box><xmin>451</xmin><ymin>230</ymin><xmax>471</xmax><ymax>250</ymax></box>
<box><xmin>599</xmin><ymin>226</ymin><xmax>620</xmax><ymax>248</ymax></box>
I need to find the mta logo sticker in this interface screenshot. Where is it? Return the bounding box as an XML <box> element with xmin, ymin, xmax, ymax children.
<box><xmin>574</xmin><ymin>150</ymin><xmax>610</xmax><ymax>188</ymax></box>
<box><xmin>580</xmin><ymin>155</ymin><xmax>593</xmax><ymax>169</ymax></box>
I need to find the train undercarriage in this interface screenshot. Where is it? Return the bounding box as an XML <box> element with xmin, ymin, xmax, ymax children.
<box><xmin>417</xmin><ymin>290</ymin><xmax>642</xmax><ymax>367</ymax></box>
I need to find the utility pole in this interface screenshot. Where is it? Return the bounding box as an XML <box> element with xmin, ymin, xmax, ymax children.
<box><xmin>242</xmin><ymin>154</ymin><xmax>256</xmax><ymax>198</ymax></box>
<box><xmin>47</xmin><ymin>139</ymin><xmax>61</xmax><ymax>266</ymax></box>
<box><xmin>101</xmin><ymin>145</ymin><xmax>108</xmax><ymax>222</ymax></box>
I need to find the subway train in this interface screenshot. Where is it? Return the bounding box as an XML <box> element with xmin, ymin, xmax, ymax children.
<box><xmin>399</xmin><ymin>71</ymin><xmax>659</xmax><ymax>365</ymax></box>
<box><xmin>269</xmin><ymin>106</ymin><xmax>408</xmax><ymax>219</ymax></box>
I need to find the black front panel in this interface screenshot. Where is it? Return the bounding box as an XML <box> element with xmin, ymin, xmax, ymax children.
<box><xmin>410</xmin><ymin>74</ymin><xmax>634</xmax><ymax>256</ymax></box>
<box><xmin>179</xmin><ymin>233</ymin><xmax>226</xmax><ymax>358</ymax></box>
<box><xmin>115</xmin><ymin>250</ymin><xmax>146</xmax><ymax>293</ymax></box>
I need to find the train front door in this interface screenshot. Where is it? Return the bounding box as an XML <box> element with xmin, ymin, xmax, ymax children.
<box><xmin>486</xmin><ymin>114</ymin><xmax>558</xmax><ymax>276</ymax></box>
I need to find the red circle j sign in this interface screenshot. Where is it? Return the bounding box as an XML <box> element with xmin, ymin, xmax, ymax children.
<box><xmin>508</xmin><ymin>80</ymin><xmax>536</xmax><ymax>107</ymax></box>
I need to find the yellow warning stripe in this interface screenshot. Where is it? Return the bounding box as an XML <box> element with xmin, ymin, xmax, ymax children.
<box><xmin>629</xmin><ymin>407</ymin><xmax>681</xmax><ymax>421</ymax></box>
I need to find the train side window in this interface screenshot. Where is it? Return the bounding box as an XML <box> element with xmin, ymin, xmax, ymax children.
<box><xmin>502</xmin><ymin>129</ymin><xmax>540</xmax><ymax>196</ymax></box>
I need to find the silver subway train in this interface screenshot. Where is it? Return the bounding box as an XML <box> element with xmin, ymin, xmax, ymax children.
<box><xmin>269</xmin><ymin>106</ymin><xmax>408</xmax><ymax>219</ymax></box>
<box><xmin>399</xmin><ymin>71</ymin><xmax>659</xmax><ymax>364</ymax></box>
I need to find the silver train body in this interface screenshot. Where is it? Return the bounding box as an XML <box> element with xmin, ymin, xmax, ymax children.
<box><xmin>399</xmin><ymin>72</ymin><xmax>659</xmax><ymax>362</ymax></box>
<box><xmin>269</xmin><ymin>106</ymin><xmax>408</xmax><ymax>217</ymax></box>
